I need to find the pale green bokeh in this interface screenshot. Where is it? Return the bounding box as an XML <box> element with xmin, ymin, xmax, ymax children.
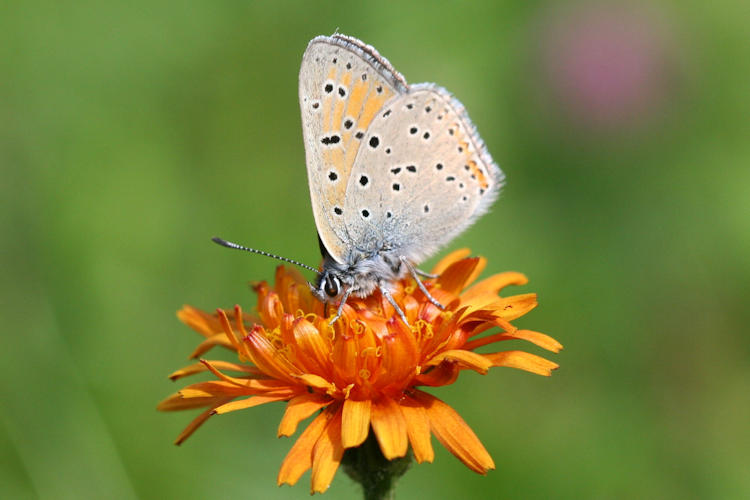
<box><xmin>2</xmin><ymin>1</ymin><xmax>748</xmax><ymax>498</ymax></box>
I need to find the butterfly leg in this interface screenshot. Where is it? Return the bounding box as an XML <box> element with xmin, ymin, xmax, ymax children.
<box><xmin>379</xmin><ymin>286</ymin><xmax>410</xmax><ymax>326</ymax></box>
<box><xmin>329</xmin><ymin>288</ymin><xmax>353</xmax><ymax>325</ymax></box>
<box><xmin>414</xmin><ymin>268</ymin><xmax>439</xmax><ymax>279</ymax></box>
<box><xmin>400</xmin><ymin>256</ymin><xmax>445</xmax><ymax>310</ymax></box>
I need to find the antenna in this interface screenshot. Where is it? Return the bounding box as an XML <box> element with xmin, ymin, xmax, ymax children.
<box><xmin>211</xmin><ymin>237</ymin><xmax>321</xmax><ymax>275</ymax></box>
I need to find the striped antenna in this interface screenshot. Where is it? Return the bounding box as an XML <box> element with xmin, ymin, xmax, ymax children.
<box><xmin>211</xmin><ymin>237</ymin><xmax>321</xmax><ymax>275</ymax></box>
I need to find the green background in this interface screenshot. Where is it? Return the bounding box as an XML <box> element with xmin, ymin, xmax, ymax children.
<box><xmin>2</xmin><ymin>1</ymin><xmax>748</xmax><ymax>498</ymax></box>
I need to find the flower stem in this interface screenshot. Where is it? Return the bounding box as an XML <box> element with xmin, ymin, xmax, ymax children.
<box><xmin>341</xmin><ymin>433</ymin><xmax>412</xmax><ymax>500</ymax></box>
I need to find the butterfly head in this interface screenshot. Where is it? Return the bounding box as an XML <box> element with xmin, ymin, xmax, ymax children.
<box><xmin>310</xmin><ymin>249</ymin><xmax>406</xmax><ymax>307</ymax></box>
<box><xmin>310</xmin><ymin>250</ymin><xmax>366</xmax><ymax>304</ymax></box>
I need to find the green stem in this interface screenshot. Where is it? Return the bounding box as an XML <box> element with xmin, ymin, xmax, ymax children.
<box><xmin>341</xmin><ymin>433</ymin><xmax>412</xmax><ymax>500</ymax></box>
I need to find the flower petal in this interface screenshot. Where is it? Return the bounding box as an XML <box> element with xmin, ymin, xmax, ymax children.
<box><xmin>311</xmin><ymin>406</ymin><xmax>345</xmax><ymax>494</ymax></box>
<box><xmin>278</xmin><ymin>405</ymin><xmax>335</xmax><ymax>487</ymax></box>
<box><xmin>168</xmin><ymin>360</ymin><xmax>263</xmax><ymax>381</ymax></box>
<box><xmin>183</xmin><ymin>378</ymin><xmax>290</xmax><ymax>395</ymax></box>
<box><xmin>431</xmin><ymin>248</ymin><xmax>471</xmax><ymax>275</ymax></box>
<box><xmin>426</xmin><ymin>349</ymin><xmax>493</xmax><ymax>375</ymax></box>
<box><xmin>294</xmin><ymin>373</ymin><xmax>336</xmax><ymax>392</ymax></box>
<box><xmin>274</xmin><ymin>264</ymin><xmax>309</xmax><ymax>297</ymax></box>
<box><xmin>331</xmin><ymin>330</ymin><xmax>358</xmax><ymax>382</ymax></box>
<box><xmin>464</xmin><ymin>256</ymin><xmax>487</xmax><ymax>288</ymax></box>
<box><xmin>401</xmin><ymin>294</ymin><xmax>421</xmax><ymax>324</ymax></box>
<box><xmin>351</xmin><ymin>320</ymin><xmax>379</xmax><ymax>387</ymax></box>
<box><xmin>157</xmin><ymin>393</ymin><xmax>231</xmax><ymax>411</ymax></box>
<box><xmin>464</xmin><ymin>330</ymin><xmax>563</xmax><ymax>353</ymax></box>
<box><xmin>278</xmin><ymin>393</ymin><xmax>332</xmax><ymax>437</ymax></box>
<box><xmin>244</xmin><ymin>325</ymin><xmax>302</xmax><ymax>383</ymax></box>
<box><xmin>177</xmin><ymin>306</ymin><xmax>225</xmax><ymax>338</ymax></box>
<box><xmin>159</xmin><ymin>380</ymin><xmax>258</xmax><ymax>404</ymax></box>
<box><xmin>198</xmin><ymin>359</ymin><xmax>268</xmax><ymax>389</ymax></box>
<box><xmin>414</xmin><ymin>362</ymin><xmax>459</xmax><ymax>387</ymax></box>
<box><xmin>158</xmin><ymin>379</ymin><xmax>291</xmax><ymax>412</ymax></box>
<box><xmin>188</xmin><ymin>334</ymin><xmax>234</xmax><ymax>359</ymax></box>
<box><xmin>371</xmin><ymin>396</ymin><xmax>408</xmax><ymax>459</ymax></box>
<box><xmin>378</xmin><ymin>320</ymin><xmax>418</xmax><ymax>391</ymax></box>
<box><xmin>436</xmin><ymin>257</ymin><xmax>482</xmax><ymax>296</ymax></box>
<box><xmin>484</xmin><ymin>351</ymin><xmax>560</xmax><ymax>376</ymax></box>
<box><xmin>400</xmin><ymin>396</ymin><xmax>434</xmax><ymax>463</ymax></box>
<box><xmin>341</xmin><ymin>399</ymin><xmax>372</xmax><ymax>448</ymax></box>
<box><xmin>493</xmin><ymin>293</ymin><xmax>538</xmax><ymax>320</ymax></box>
<box><xmin>213</xmin><ymin>392</ymin><xmax>296</xmax><ymax>414</ymax></box>
<box><xmin>258</xmin><ymin>289</ymin><xmax>285</xmax><ymax>329</ymax></box>
<box><xmin>291</xmin><ymin>317</ymin><xmax>333</xmax><ymax>378</ymax></box>
<box><xmin>215</xmin><ymin>308</ymin><xmax>250</xmax><ymax>360</ymax></box>
<box><xmin>173</xmin><ymin>396</ymin><xmax>234</xmax><ymax>445</ymax></box>
<box><xmin>461</xmin><ymin>272</ymin><xmax>528</xmax><ymax>301</ymax></box>
<box><xmin>413</xmin><ymin>390</ymin><xmax>495</xmax><ymax>474</ymax></box>
<box><xmin>275</xmin><ymin>265</ymin><xmax>310</xmax><ymax>313</ymax></box>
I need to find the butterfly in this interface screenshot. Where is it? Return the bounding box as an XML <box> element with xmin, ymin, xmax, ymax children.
<box><xmin>299</xmin><ymin>34</ymin><xmax>504</xmax><ymax>324</ymax></box>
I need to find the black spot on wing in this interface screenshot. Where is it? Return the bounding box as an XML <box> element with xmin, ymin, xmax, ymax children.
<box><xmin>321</xmin><ymin>135</ymin><xmax>340</xmax><ymax>145</ymax></box>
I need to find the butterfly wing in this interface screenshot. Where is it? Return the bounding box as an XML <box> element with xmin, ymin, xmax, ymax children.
<box><xmin>342</xmin><ymin>83</ymin><xmax>504</xmax><ymax>263</ymax></box>
<box><xmin>299</xmin><ymin>34</ymin><xmax>407</xmax><ymax>264</ymax></box>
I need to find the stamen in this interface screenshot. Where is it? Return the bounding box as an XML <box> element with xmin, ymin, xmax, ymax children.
<box><xmin>360</xmin><ymin>346</ymin><xmax>378</xmax><ymax>358</ymax></box>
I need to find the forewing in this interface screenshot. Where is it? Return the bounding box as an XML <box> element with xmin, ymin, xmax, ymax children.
<box><xmin>299</xmin><ymin>34</ymin><xmax>407</xmax><ymax>263</ymax></box>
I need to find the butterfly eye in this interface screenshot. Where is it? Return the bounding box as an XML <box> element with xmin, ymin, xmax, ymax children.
<box><xmin>324</xmin><ymin>276</ymin><xmax>340</xmax><ymax>298</ymax></box>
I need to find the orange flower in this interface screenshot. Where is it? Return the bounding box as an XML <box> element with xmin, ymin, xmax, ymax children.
<box><xmin>158</xmin><ymin>250</ymin><xmax>562</xmax><ymax>493</ymax></box>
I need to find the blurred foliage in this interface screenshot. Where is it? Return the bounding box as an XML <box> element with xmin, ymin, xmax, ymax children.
<box><xmin>1</xmin><ymin>1</ymin><xmax>748</xmax><ymax>498</ymax></box>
